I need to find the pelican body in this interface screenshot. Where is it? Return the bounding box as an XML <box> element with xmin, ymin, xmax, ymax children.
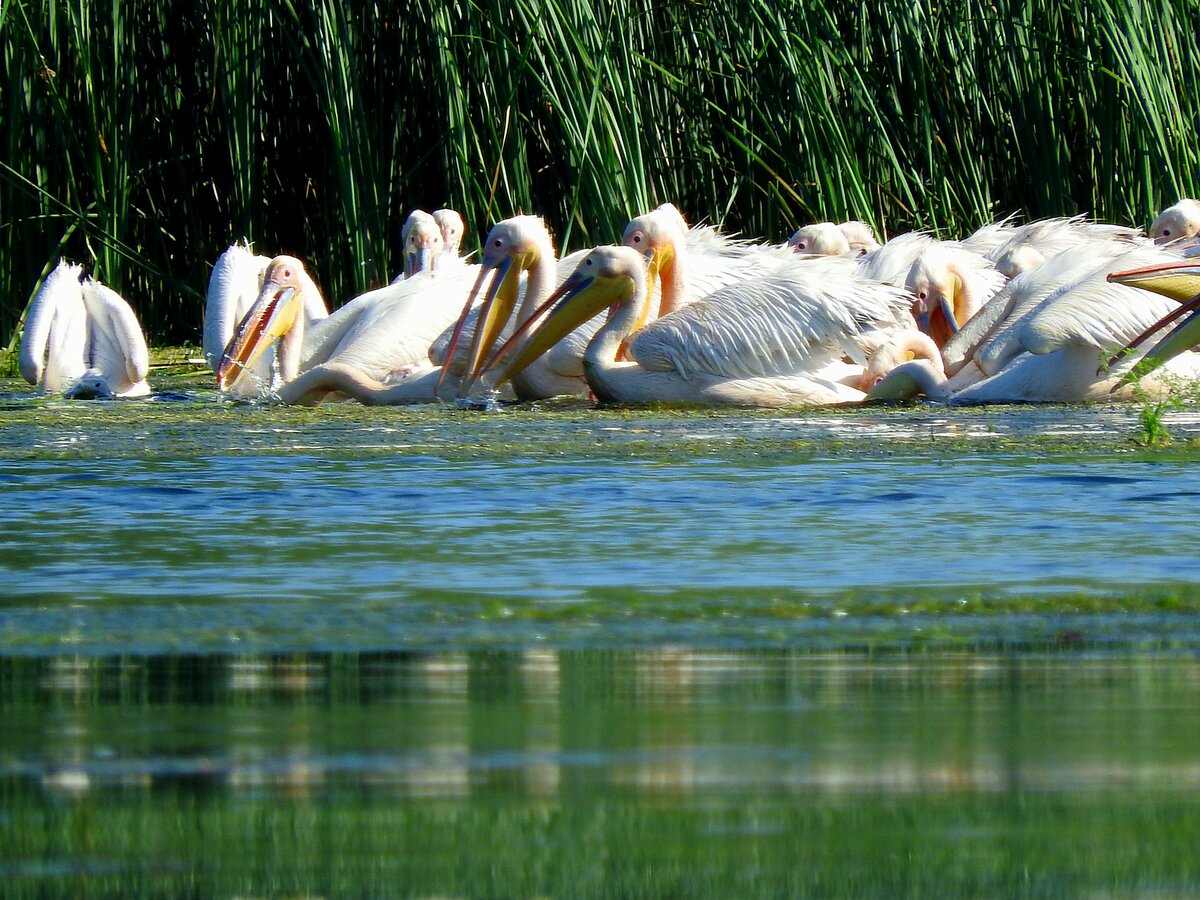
<box><xmin>484</xmin><ymin>245</ymin><xmax>911</xmax><ymax>408</ymax></box>
<box><xmin>216</xmin><ymin>211</ymin><xmax>481</xmax><ymax>404</ymax></box>
<box><xmin>869</xmin><ymin>243</ymin><xmax>1200</xmax><ymax>403</ymax></box>
<box><xmin>19</xmin><ymin>260</ymin><xmax>150</xmax><ymax>398</ymax></box>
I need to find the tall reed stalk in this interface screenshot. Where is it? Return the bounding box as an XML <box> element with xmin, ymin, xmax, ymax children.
<box><xmin>2</xmin><ymin>0</ymin><xmax>1197</xmax><ymax>347</ymax></box>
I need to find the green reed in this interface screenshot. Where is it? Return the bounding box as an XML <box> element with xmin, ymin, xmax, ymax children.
<box><xmin>2</xmin><ymin>0</ymin><xmax>1197</xmax><ymax>347</ymax></box>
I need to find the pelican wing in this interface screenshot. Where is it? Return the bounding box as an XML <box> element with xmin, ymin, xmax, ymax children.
<box><xmin>19</xmin><ymin>261</ymin><xmax>87</xmax><ymax>389</ymax></box>
<box><xmin>856</xmin><ymin>232</ymin><xmax>934</xmax><ymax>285</ymax></box>
<box><xmin>971</xmin><ymin>245</ymin><xmax>1180</xmax><ymax>373</ymax></box>
<box><xmin>630</xmin><ymin>272</ymin><xmax>908</xmax><ymax>380</ymax></box>
<box><xmin>321</xmin><ymin>268</ymin><xmax>478</xmax><ymax>380</ymax></box>
<box><xmin>80</xmin><ymin>279</ymin><xmax>150</xmax><ymax>391</ymax></box>
<box><xmin>960</xmin><ymin>216</ymin><xmax>1019</xmax><ymax>256</ymax></box>
<box><xmin>1020</xmin><ymin>281</ymin><xmax>1175</xmax><ymax>358</ymax></box>
<box><xmin>203</xmin><ymin>242</ymin><xmax>270</xmax><ymax>371</ymax></box>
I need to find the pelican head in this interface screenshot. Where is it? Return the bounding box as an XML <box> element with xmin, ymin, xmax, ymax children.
<box><xmin>486</xmin><ymin>245</ymin><xmax>647</xmax><ymax>387</ymax></box>
<box><xmin>217</xmin><ymin>255</ymin><xmax>308</xmax><ymax>392</ymax></box>
<box><xmin>905</xmin><ymin>248</ymin><xmax>964</xmax><ymax>344</ymax></box>
<box><xmin>433</xmin><ymin>208</ymin><xmax>465</xmax><ymax>257</ymax></box>
<box><xmin>621</xmin><ymin>205</ymin><xmax>688</xmax><ymax>319</ymax></box>
<box><xmin>838</xmin><ymin>220</ymin><xmax>880</xmax><ymax>256</ymax></box>
<box><xmin>440</xmin><ymin>215</ymin><xmax>555</xmax><ymax>396</ymax></box>
<box><xmin>991</xmin><ymin>243</ymin><xmax>1047</xmax><ymax>279</ymax></box>
<box><xmin>858</xmin><ymin>330</ymin><xmax>944</xmax><ymax>392</ymax></box>
<box><xmin>1150</xmin><ymin>199</ymin><xmax>1200</xmax><ymax>246</ymax></box>
<box><xmin>401</xmin><ymin>210</ymin><xmax>445</xmax><ymax>277</ymax></box>
<box><xmin>788</xmin><ymin>222</ymin><xmax>851</xmax><ymax>256</ymax></box>
<box><xmin>1103</xmin><ymin>258</ymin><xmax>1200</xmax><ymax>380</ymax></box>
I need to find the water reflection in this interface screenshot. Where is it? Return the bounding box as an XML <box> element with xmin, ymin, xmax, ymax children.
<box><xmin>6</xmin><ymin>649</ymin><xmax>1200</xmax><ymax>894</ymax></box>
<box><xmin>7</xmin><ymin>649</ymin><xmax>1200</xmax><ymax>800</ymax></box>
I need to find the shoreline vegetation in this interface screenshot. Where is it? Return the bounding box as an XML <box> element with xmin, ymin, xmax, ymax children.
<box><xmin>2</xmin><ymin>0</ymin><xmax>1198</xmax><ymax>349</ymax></box>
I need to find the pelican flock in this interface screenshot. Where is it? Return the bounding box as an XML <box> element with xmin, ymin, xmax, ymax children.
<box><xmin>12</xmin><ymin>197</ymin><xmax>1200</xmax><ymax>410</ymax></box>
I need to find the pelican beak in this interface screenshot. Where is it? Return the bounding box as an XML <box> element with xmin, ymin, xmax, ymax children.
<box><xmin>485</xmin><ymin>269</ymin><xmax>628</xmax><ymax>386</ymax></box>
<box><xmin>217</xmin><ymin>266</ymin><xmax>303</xmax><ymax>392</ymax></box>
<box><xmin>636</xmin><ymin>245</ymin><xmax>667</xmax><ymax>331</ymax></box>
<box><xmin>1101</xmin><ymin>260</ymin><xmax>1200</xmax><ymax>380</ymax></box>
<box><xmin>938</xmin><ymin>293</ymin><xmax>961</xmax><ymax>334</ymax></box>
<box><xmin>1107</xmin><ymin>259</ymin><xmax>1200</xmax><ymax>302</ymax></box>
<box><xmin>456</xmin><ymin>254</ymin><xmax>526</xmax><ymax>396</ymax></box>
<box><xmin>403</xmin><ymin>248</ymin><xmax>424</xmax><ymax>278</ymax></box>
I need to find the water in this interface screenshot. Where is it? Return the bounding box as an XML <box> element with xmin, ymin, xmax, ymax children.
<box><xmin>4</xmin><ymin>650</ymin><xmax>1200</xmax><ymax>895</ymax></box>
<box><xmin>4</xmin><ymin>382</ymin><xmax>1200</xmax><ymax>894</ymax></box>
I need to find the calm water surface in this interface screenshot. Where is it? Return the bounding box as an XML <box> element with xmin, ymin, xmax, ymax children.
<box><xmin>3</xmin><ymin>390</ymin><xmax>1200</xmax><ymax>894</ymax></box>
<box><xmin>4</xmin><ymin>650</ymin><xmax>1200</xmax><ymax>895</ymax></box>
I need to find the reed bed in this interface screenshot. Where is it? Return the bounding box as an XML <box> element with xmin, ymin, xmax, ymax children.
<box><xmin>1</xmin><ymin>0</ymin><xmax>1197</xmax><ymax>346</ymax></box>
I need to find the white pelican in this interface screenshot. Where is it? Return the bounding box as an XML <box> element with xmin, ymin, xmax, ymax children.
<box><xmin>1102</xmin><ymin>257</ymin><xmax>1200</xmax><ymax>385</ymax></box>
<box><xmin>986</xmin><ymin>216</ymin><xmax>1144</xmax><ymax>278</ymax></box>
<box><xmin>433</xmin><ymin>208</ymin><xmax>466</xmax><ymax>258</ymax></box>
<box><xmin>442</xmin><ymin>215</ymin><xmax>595</xmax><ymax>401</ymax></box>
<box><xmin>789</xmin><ymin>222</ymin><xmax>851</xmax><ymax>256</ymax></box>
<box><xmin>204</xmin><ymin>241</ymin><xmax>328</xmax><ymax>398</ymax></box>
<box><xmin>788</xmin><ymin>221</ymin><xmax>879</xmax><ymax>257</ymax></box>
<box><xmin>1150</xmin><ymin>199</ymin><xmax>1200</xmax><ymax>246</ymax></box>
<box><xmin>868</xmin><ymin>243</ymin><xmax>1200</xmax><ymax>403</ymax></box>
<box><xmin>481</xmin><ymin>245</ymin><xmax>912</xmax><ymax>407</ymax></box>
<box><xmin>398</xmin><ymin>209</ymin><xmax>443</xmax><ymax>279</ymax></box>
<box><xmin>19</xmin><ymin>260</ymin><xmax>150</xmax><ymax>398</ymax></box>
<box><xmin>857</xmin><ymin>330</ymin><xmax>944</xmax><ymax>392</ymax></box>
<box><xmin>391</xmin><ymin>208</ymin><xmax>467</xmax><ymax>283</ymax></box>
<box><xmin>219</xmin><ymin>243</ymin><xmax>480</xmax><ymax>404</ymax></box>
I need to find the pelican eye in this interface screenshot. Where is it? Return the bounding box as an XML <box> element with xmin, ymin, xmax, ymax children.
<box><xmin>1164</xmin><ymin>229</ymin><xmax>1171</xmax><ymax>236</ymax></box>
<box><xmin>918</xmin><ymin>291</ymin><xmax>927</xmax><ymax>301</ymax></box>
<box><xmin>796</xmin><ymin>242</ymin><xmax>807</xmax><ymax>250</ymax></box>
<box><xmin>632</xmin><ymin>235</ymin><xmax>641</xmax><ymax>244</ymax></box>
<box><xmin>494</xmin><ymin>239</ymin><xmax>502</xmax><ymax>247</ymax></box>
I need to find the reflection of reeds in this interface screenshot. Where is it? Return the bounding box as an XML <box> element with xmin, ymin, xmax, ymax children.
<box><xmin>2</xmin><ymin>0</ymin><xmax>1197</xmax><ymax>346</ymax></box>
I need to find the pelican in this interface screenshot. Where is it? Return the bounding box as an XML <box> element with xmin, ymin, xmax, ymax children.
<box><xmin>19</xmin><ymin>260</ymin><xmax>150</xmax><ymax>398</ymax></box>
<box><xmin>857</xmin><ymin>330</ymin><xmax>944</xmax><ymax>392</ymax></box>
<box><xmin>398</xmin><ymin>209</ymin><xmax>444</xmax><ymax>278</ymax></box>
<box><xmin>433</xmin><ymin>208</ymin><xmax>466</xmax><ymax>258</ymax></box>
<box><xmin>481</xmin><ymin>245</ymin><xmax>912</xmax><ymax>407</ymax></box>
<box><xmin>392</xmin><ymin>208</ymin><xmax>468</xmax><ymax>283</ymax></box>
<box><xmin>204</xmin><ymin>241</ymin><xmax>328</xmax><ymax>397</ymax></box>
<box><xmin>1150</xmin><ymin>199</ymin><xmax>1200</xmax><ymax>246</ymax></box>
<box><xmin>1102</xmin><ymin>257</ymin><xmax>1200</xmax><ymax>385</ymax></box>
<box><xmin>868</xmin><ymin>243</ymin><xmax>1200</xmax><ymax>403</ymax></box>
<box><xmin>219</xmin><ymin>241</ymin><xmax>480</xmax><ymax>404</ymax></box>
<box><xmin>986</xmin><ymin>216</ymin><xmax>1144</xmax><ymax>278</ymax></box>
<box><xmin>788</xmin><ymin>221</ymin><xmax>879</xmax><ymax>257</ymax></box>
<box><xmin>442</xmin><ymin>215</ymin><xmax>595</xmax><ymax>401</ymax></box>
<box><xmin>789</xmin><ymin>223</ymin><xmax>851</xmax><ymax>256</ymax></box>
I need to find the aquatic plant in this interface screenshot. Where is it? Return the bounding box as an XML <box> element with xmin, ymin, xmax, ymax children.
<box><xmin>1</xmin><ymin>0</ymin><xmax>1197</xmax><ymax>347</ymax></box>
<box><xmin>1134</xmin><ymin>396</ymin><xmax>1175</xmax><ymax>446</ymax></box>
